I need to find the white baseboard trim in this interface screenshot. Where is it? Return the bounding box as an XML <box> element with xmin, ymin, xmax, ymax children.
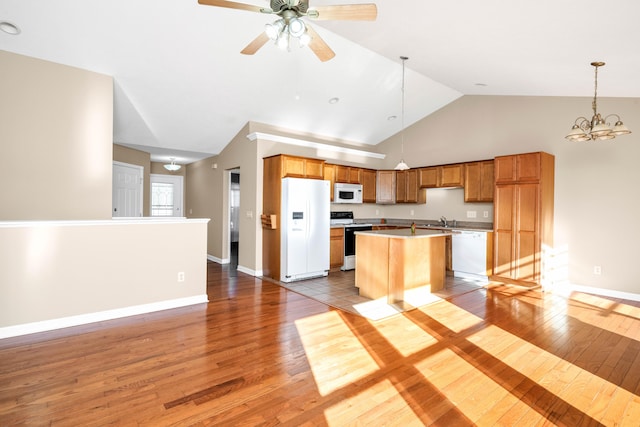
<box><xmin>0</xmin><ymin>294</ymin><xmax>209</xmax><ymax>340</ymax></box>
<box><xmin>206</xmin><ymin>255</ymin><xmax>261</xmax><ymax>277</ymax></box>
<box><xmin>207</xmin><ymin>254</ymin><xmax>225</xmax><ymax>263</ymax></box>
<box><xmin>552</xmin><ymin>283</ymin><xmax>640</xmax><ymax>302</ymax></box>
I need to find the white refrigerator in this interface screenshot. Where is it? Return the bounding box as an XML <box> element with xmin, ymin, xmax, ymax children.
<box><xmin>280</xmin><ymin>177</ymin><xmax>330</xmax><ymax>283</ymax></box>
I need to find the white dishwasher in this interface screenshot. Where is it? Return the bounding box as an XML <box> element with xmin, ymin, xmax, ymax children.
<box><xmin>451</xmin><ymin>231</ymin><xmax>489</xmax><ymax>281</ymax></box>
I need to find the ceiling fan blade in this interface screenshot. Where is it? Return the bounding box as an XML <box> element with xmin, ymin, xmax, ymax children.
<box><xmin>308</xmin><ymin>4</ymin><xmax>377</xmax><ymax>21</ymax></box>
<box><xmin>197</xmin><ymin>0</ymin><xmax>270</xmax><ymax>14</ymax></box>
<box><xmin>240</xmin><ymin>32</ymin><xmax>270</xmax><ymax>55</ymax></box>
<box><xmin>305</xmin><ymin>25</ymin><xmax>335</xmax><ymax>62</ymax></box>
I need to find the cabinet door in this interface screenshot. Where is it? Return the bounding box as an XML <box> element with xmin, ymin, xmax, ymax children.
<box><xmin>281</xmin><ymin>156</ymin><xmax>306</xmax><ymax>178</ymax></box>
<box><xmin>335</xmin><ymin>165</ymin><xmax>349</xmax><ymax>183</ymax></box>
<box><xmin>405</xmin><ymin>169</ymin><xmax>421</xmax><ymax>203</ymax></box>
<box><xmin>362</xmin><ymin>169</ymin><xmax>377</xmax><ymax>203</ymax></box>
<box><xmin>440</xmin><ymin>164</ymin><xmax>464</xmax><ymax>187</ymax></box>
<box><xmin>514</xmin><ymin>183</ymin><xmax>539</xmax><ymax>282</ymax></box>
<box><xmin>348</xmin><ymin>167</ymin><xmax>362</xmax><ymax>184</ymax></box>
<box><xmin>419</xmin><ymin>167</ymin><xmax>439</xmax><ymax>188</ymax></box>
<box><xmin>324</xmin><ymin>164</ymin><xmax>336</xmax><ymax>201</ymax></box>
<box><xmin>330</xmin><ymin>227</ymin><xmax>344</xmax><ymax>270</ymax></box>
<box><xmin>395</xmin><ymin>170</ymin><xmax>407</xmax><ymax>203</ymax></box>
<box><xmin>493</xmin><ymin>185</ymin><xmax>515</xmax><ymax>278</ymax></box>
<box><xmin>305</xmin><ymin>158</ymin><xmax>325</xmax><ymax>179</ymax></box>
<box><xmin>464</xmin><ymin>160</ymin><xmax>494</xmax><ymax>202</ymax></box>
<box><xmin>376</xmin><ymin>170</ymin><xmax>396</xmax><ymax>204</ymax></box>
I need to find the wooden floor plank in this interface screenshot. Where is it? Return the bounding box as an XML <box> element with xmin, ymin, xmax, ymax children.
<box><xmin>1</xmin><ymin>262</ymin><xmax>639</xmax><ymax>425</ymax></box>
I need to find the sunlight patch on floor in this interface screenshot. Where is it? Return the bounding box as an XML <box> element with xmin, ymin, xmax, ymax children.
<box><xmin>323</xmin><ymin>378</ymin><xmax>424</xmax><ymax>426</ymax></box>
<box><xmin>295</xmin><ymin>311</ymin><xmax>380</xmax><ymax>396</ymax></box>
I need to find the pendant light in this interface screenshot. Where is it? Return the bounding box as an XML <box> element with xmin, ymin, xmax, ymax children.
<box><xmin>394</xmin><ymin>56</ymin><xmax>410</xmax><ymax>171</ymax></box>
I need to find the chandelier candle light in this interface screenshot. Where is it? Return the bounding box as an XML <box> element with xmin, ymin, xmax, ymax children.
<box><xmin>565</xmin><ymin>62</ymin><xmax>632</xmax><ymax>141</ymax></box>
<box><xmin>394</xmin><ymin>56</ymin><xmax>410</xmax><ymax>171</ymax></box>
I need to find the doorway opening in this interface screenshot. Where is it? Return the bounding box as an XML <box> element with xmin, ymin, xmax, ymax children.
<box><xmin>229</xmin><ymin>170</ymin><xmax>240</xmax><ymax>268</ymax></box>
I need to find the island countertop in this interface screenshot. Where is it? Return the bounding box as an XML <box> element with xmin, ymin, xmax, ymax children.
<box><xmin>355</xmin><ymin>228</ymin><xmax>453</xmax><ymax>239</ymax></box>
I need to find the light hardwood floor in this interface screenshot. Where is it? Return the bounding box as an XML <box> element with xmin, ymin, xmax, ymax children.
<box><xmin>1</xmin><ymin>261</ymin><xmax>640</xmax><ymax>425</ymax></box>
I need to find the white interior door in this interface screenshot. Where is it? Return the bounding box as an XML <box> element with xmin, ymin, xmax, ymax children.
<box><xmin>113</xmin><ymin>162</ymin><xmax>143</xmax><ymax>217</ymax></box>
<box><xmin>150</xmin><ymin>174</ymin><xmax>184</xmax><ymax>217</ymax></box>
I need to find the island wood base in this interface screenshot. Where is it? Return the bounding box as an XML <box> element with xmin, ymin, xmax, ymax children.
<box><xmin>355</xmin><ymin>231</ymin><xmax>447</xmax><ymax>304</ymax></box>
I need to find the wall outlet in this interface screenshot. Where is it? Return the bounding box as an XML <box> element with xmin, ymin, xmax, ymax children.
<box><xmin>410</xmin><ymin>209</ymin><xmax>415</xmax><ymax>216</ymax></box>
<box><xmin>375</xmin><ymin>209</ymin><xmax>379</xmax><ymax>216</ymax></box>
<box><xmin>178</xmin><ymin>272</ymin><xmax>185</xmax><ymax>282</ymax></box>
<box><xmin>593</xmin><ymin>266</ymin><xmax>602</xmax><ymax>275</ymax></box>
<box><xmin>483</xmin><ymin>211</ymin><xmax>489</xmax><ymax>218</ymax></box>
<box><xmin>246</xmin><ymin>211</ymin><xmax>253</xmax><ymax>218</ymax></box>
<box><xmin>467</xmin><ymin>210</ymin><xmax>477</xmax><ymax>218</ymax></box>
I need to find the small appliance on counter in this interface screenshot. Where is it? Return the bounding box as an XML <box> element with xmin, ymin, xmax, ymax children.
<box><xmin>330</xmin><ymin>211</ymin><xmax>372</xmax><ymax>270</ymax></box>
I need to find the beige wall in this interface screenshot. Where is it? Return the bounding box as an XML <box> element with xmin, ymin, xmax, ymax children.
<box><xmin>0</xmin><ymin>50</ymin><xmax>113</xmax><ymax>220</ymax></box>
<box><xmin>0</xmin><ymin>219</ymin><xmax>209</xmax><ymax>332</ymax></box>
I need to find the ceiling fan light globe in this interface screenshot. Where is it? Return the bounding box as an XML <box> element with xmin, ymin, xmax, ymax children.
<box><xmin>264</xmin><ymin>23</ymin><xmax>279</xmax><ymax>40</ymax></box>
<box><xmin>299</xmin><ymin>32</ymin><xmax>311</xmax><ymax>47</ymax></box>
<box><xmin>276</xmin><ymin>32</ymin><xmax>289</xmax><ymax>50</ymax></box>
<box><xmin>288</xmin><ymin>18</ymin><xmax>306</xmax><ymax>37</ymax></box>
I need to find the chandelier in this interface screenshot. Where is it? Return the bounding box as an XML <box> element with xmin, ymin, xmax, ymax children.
<box><xmin>265</xmin><ymin>9</ymin><xmax>311</xmax><ymax>51</ymax></box>
<box><xmin>565</xmin><ymin>62</ymin><xmax>632</xmax><ymax>141</ymax></box>
<box><xmin>394</xmin><ymin>56</ymin><xmax>410</xmax><ymax>171</ymax></box>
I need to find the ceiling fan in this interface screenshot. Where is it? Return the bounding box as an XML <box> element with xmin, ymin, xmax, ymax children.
<box><xmin>198</xmin><ymin>0</ymin><xmax>377</xmax><ymax>62</ymax></box>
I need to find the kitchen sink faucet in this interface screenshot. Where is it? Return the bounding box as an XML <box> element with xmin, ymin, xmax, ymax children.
<box><xmin>439</xmin><ymin>216</ymin><xmax>448</xmax><ymax>227</ymax></box>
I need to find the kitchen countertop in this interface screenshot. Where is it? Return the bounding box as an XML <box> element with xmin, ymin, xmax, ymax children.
<box><xmin>354</xmin><ymin>218</ymin><xmax>493</xmax><ymax>233</ymax></box>
<box><xmin>355</xmin><ymin>228</ymin><xmax>452</xmax><ymax>239</ymax></box>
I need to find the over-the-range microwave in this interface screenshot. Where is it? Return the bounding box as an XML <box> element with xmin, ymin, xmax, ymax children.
<box><xmin>334</xmin><ymin>183</ymin><xmax>363</xmax><ymax>204</ymax></box>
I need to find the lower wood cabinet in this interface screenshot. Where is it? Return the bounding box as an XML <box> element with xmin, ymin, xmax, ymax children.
<box><xmin>330</xmin><ymin>227</ymin><xmax>344</xmax><ymax>270</ymax></box>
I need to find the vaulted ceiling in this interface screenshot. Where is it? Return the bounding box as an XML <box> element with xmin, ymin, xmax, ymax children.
<box><xmin>2</xmin><ymin>0</ymin><xmax>639</xmax><ymax>164</ymax></box>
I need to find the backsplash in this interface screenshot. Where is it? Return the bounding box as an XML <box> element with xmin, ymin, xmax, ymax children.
<box><xmin>332</xmin><ymin>187</ymin><xmax>494</xmax><ymax>224</ymax></box>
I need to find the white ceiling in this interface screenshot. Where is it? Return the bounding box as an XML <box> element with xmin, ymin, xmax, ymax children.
<box><xmin>2</xmin><ymin>0</ymin><xmax>639</xmax><ymax>165</ymax></box>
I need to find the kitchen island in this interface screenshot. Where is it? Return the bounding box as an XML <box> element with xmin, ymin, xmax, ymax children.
<box><xmin>355</xmin><ymin>228</ymin><xmax>452</xmax><ymax>306</ymax></box>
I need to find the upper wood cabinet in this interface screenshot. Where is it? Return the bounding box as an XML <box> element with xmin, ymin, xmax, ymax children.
<box><xmin>440</xmin><ymin>164</ymin><xmax>465</xmax><ymax>187</ymax></box>
<box><xmin>464</xmin><ymin>160</ymin><xmax>495</xmax><ymax>202</ymax></box>
<box><xmin>361</xmin><ymin>168</ymin><xmax>377</xmax><ymax>203</ymax></box>
<box><xmin>495</xmin><ymin>152</ymin><xmax>541</xmax><ymax>184</ymax></box>
<box><xmin>418</xmin><ymin>167</ymin><xmax>439</xmax><ymax>188</ymax></box>
<box><xmin>336</xmin><ymin>165</ymin><xmax>362</xmax><ymax>184</ymax></box>
<box><xmin>376</xmin><ymin>170</ymin><xmax>396</xmax><ymax>204</ymax></box>
<box><xmin>396</xmin><ymin>169</ymin><xmax>426</xmax><ymax>203</ymax></box>
<box><xmin>280</xmin><ymin>155</ymin><xmax>324</xmax><ymax>179</ymax></box>
<box><xmin>323</xmin><ymin>164</ymin><xmax>336</xmax><ymax>201</ymax></box>
<box><xmin>419</xmin><ymin>164</ymin><xmax>465</xmax><ymax>188</ymax></box>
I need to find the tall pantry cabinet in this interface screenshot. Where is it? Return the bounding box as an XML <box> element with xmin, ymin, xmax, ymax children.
<box><xmin>492</xmin><ymin>152</ymin><xmax>554</xmax><ymax>287</ymax></box>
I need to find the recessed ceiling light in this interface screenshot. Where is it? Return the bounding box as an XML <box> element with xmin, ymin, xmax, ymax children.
<box><xmin>328</xmin><ymin>97</ymin><xmax>339</xmax><ymax>104</ymax></box>
<box><xmin>387</xmin><ymin>115</ymin><xmax>397</xmax><ymax>121</ymax></box>
<box><xmin>0</xmin><ymin>21</ymin><xmax>21</xmax><ymax>35</ymax></box>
